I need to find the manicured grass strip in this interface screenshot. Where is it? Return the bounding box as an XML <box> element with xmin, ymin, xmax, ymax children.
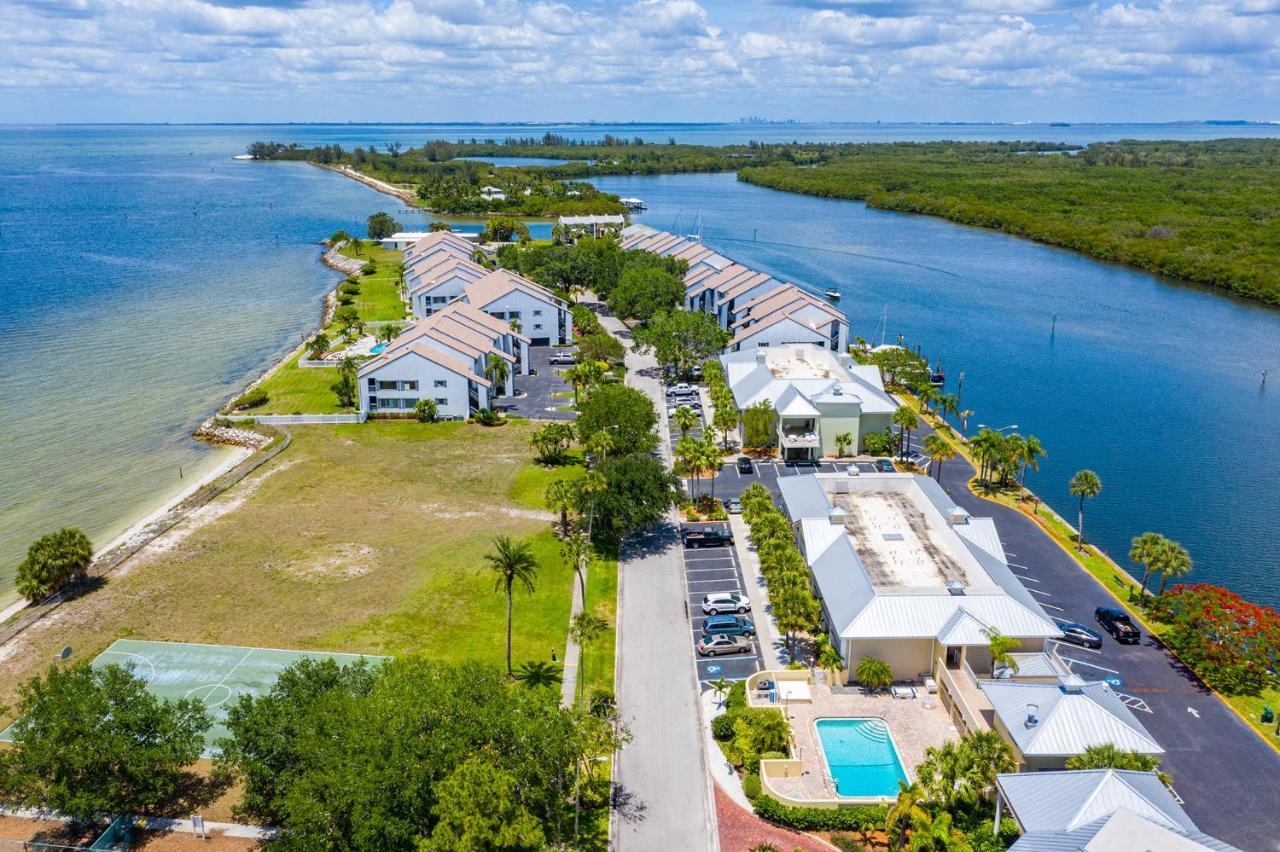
<box><xmin>581</xmin><ymin>553</ymin><xmax>618</xmax><ymax>698</ymax></box>
<box><xmin>251</xmin><ymin>349</ymin><xmax>345</xmax><ymax>414</ymax></box>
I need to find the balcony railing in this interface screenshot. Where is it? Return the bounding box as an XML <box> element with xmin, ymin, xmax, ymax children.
<box><xmin>780</xmin><ymin>428</ymin><xmax>820</xmax><ymax>447</ymax></box>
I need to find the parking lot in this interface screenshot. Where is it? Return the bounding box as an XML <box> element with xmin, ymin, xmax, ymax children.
<box><xmin>693</xmin><ymin>457</ymin><xmax>887</xmax><ymax>504</ymax></box>
<box><xmin>681</xmin><ymin>533</ymin><xmax>763</xmax><ymax>684</ymax></box>
<box><xmin>505</xmin><ymin>345</ymin><xmax>576</xmax><ymax>420</ymax></box>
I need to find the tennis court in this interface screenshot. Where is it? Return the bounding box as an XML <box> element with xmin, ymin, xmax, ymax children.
<box><xmin>3</xmin><ymin>639</ymin><xmax>386</xmax><ymax>756</ymax></box>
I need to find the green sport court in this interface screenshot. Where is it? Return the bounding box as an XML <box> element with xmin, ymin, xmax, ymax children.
<box><xmin>3</xmin><ymin>639</ymin><xmax>386</xmax><ymax>756</ymax></box>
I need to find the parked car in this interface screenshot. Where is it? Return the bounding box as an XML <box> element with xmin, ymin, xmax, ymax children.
<box><xmin>548</xmin><ymin>352</ymin><xmax>576</xmax><ymax>366</ymax></box>
<box><xmin>698</xmin><ymin>633</ymin><xmax>754</xmax><ymax>657</ymax></box>
<box><xmin>683</xmin><ymin>523</ymin><xmax>733</xmax><ymax>548</ymax></box>
<box><xmin>1057</xmin><ymin>622</ymin><xmax>1104</xmax><ymax>649</ymax></box>
<box><xmin>876</xmin><ymin>459</ymin><xmax>896</xmax><ymax>473</ymax></box>
<box><xmin>702</xmin><ymin>591</ymin><xmax>750</xmax><ymax>615</ymax></box>
<box><xmin>727</xmin><ymin>498</ymin><xmax>743</xmax><ymax>514</ymax></box>
<box><xmin>702</xmin><ymin>614</ymin><xmax>755</xmax><ymax>638</ymax></box>
<box><xmin>735</xmin><ymin>456</ymin><xmax>754</xmax><ymax>474</ymax></box>
<box><xmin>1095</xmin><ymin>606</ymin><xmax>1141</xmax><ymax>644</ymax></box>
<box><xmin>667</xmin><ymin>403</ymin><xmax>701</xmax><ymax>417</ymax></box>
<box><xmin>670</xmin><ymin>382</ymin><xmax>694</xmax><ymax>394</ymax></box>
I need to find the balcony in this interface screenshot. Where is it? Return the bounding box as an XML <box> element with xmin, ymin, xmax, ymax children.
<box><xmin>779</xmin><ymin>426</ymin><xmax>820</xmax><ymax>448</ymax></box>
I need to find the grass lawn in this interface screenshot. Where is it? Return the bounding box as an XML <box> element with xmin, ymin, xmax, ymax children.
<box><xmin>338</xmin><ymin>241</ymin><xmax>409</xmax><ymax>323</ymax></box>
<box><xmin>249</xmin><ymin>349</ymin><xmax>346</xmax><ymax>415</ymax></box>
<box><xmin>0</xmin><ymin>420</ymin><xmax>595</xmax><ymax>707</ymax></box>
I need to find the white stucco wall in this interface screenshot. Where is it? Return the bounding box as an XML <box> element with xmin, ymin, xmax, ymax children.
<box><xmin>359</xmin><ymin>351</ymin><xmax>488</xmax><ymax>419</ymax></box>
<box><xmin>472</xmin><ymin>290</ymin><xmax>572</xmax><ymax>345</ymax></box>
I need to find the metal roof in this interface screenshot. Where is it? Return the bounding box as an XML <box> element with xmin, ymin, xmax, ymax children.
<box><xmin>809</xmin><ymin>534</ymin><xmax>875</xmax><ymax>637</ymax></box>
<box><xmin>981</xmin><ymin>681</ymin><xmax>1164</xmax><ymax>756</ymax></box>
<box><xmin>778</xmin><ymin>475</ymin><xmax>833</xmax><ymax>523</ymax></box>
<box><xmin>842</xmin><ymin>593</ymin><xmax>1062</xmax><ymax>641</ymax></box>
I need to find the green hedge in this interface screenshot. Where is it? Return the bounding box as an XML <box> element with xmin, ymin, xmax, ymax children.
<box><xmin>752</xmin><ymin>794</ymin><xmax>887</xmax><ymax>831</ymax></box>
<box><xmin>572</xmin><ymin>304</ymin><xmax>603</xmax><ymax>337</ymax></box>
<box><xmin>743</xmin><ymin>773</ymin><xmax>762</xmax><ymax>800</ymax></box>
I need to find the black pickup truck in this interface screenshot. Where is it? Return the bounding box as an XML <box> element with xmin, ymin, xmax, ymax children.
<box><xmin>682</xmin><ymin>522</ymin><xmax>734</xmax><ymax>548</ymax></box>
<box><xmin>1095</xmin><ymin>606</ymin><xmax>1141</xmax><ymax>644</ymax></box>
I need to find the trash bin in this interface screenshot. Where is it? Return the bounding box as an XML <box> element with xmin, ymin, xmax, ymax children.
<box><xmin>1261</xmin><ymin>704</ymin><xmax>1274</xmax><ymax>724</ymax></box>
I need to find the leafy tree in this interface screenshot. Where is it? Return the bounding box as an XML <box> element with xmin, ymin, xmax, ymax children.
<box><xmin>855</xmin><ymin>656</ymin><xmax>893</xmax><ymax>690</ymax></box>
<box><xmin>334</xmin><ymin>305</ymin><xmax>362</xmax><ymax>336</ymax></box>
<box><xmin>306</xmin><ymin>332</ymin><xmax>331</xmax><ymax>360</ymax></box>
<box><xmin>1</xmin><ymin>663</ymin><xmax>209</xmax><ymax>821</ymax></box>
<box><xmin>605</xmin><ymin>266</ymin><xmax>684</xmax><ymax>322</ymax></box>
<box><xmin>14</xmin><ymin>528</ymin><xmax>94</xmax><ymax>602</ymax></box>
<box><xmin>329</xmin><ymin>229</ymin><xmax>352</xmax><ymax>245</ymax></box>
<box><xmin>833</xmin><ymin>431</ymin><xmax>854</xmax><ymax>458</ymax></box>
<box><xmin>1068</xmin><ymin>469</ymin><xmax>1103</xmax><ymax>550</ymax></box>
<box><xmin>672</xmin><ymin>405</ymin><xmax>699</xmax><ymax>437</ymax></box>
<box><xmin>892</xmin><ymin>405</ymin><xmax>919</xmax><ymax>458</ymax></box>
<box><xmin>414</xmin><ymin>398</ymin><xmax>438</xmax><ymax>423</ymax></box>
<box><xmin>575</xmin><ymin>384</ymin><xmax>658</xmax><ymax>456</ymax></box>
<box><xmin>530</xmin><ymin>421</ymin><xmax>575</xmax><ymax>465</ymax></box>
<box><xmin>366</xmin><ymin>211</ymin><xmax>403</xmax><ymax>240</ymax></box>
<box><xmin>981</xmin><ymin>626</ymin><xmax>1020</xmax><ymax>674</ymax></box>
<box><xmin>428</xmin><ymin>221</ymin><xmax>453</xmax><ymax>232</ymax></box>
<box><xmin>427</xmin><ymin>757</ymin><xmax>546</xmax><ymax>850</ymax></box>
<box><xmin>568</xmin><ymin>612</ymin><xmax>608</xmax><ymax>707</ymax></box>
<box><xmin>632</xmin><ymin>309</ymin><xmax>730</xmax><ymax>377</ymax></box>
<box><xmin>1150</xmin><ymin>583</ymin><xmax>1280</xmax><ymax>695</ymax></box>
<box><xmin>576</xmin><ymin>331</ymin><xmax>624</xmax><ymax>365</ymax></box>
<box><xmin>590</xmin><ymin>455</ymin><xmax>681</xmax><ymax>546</ymax></box>
<box><xmin>864</xmin><ymin>428</ymin><xmax>894</xmax><ymax>457</ymax></box>
<box><xmin>484</xmin><ymin>536</ymin><xmax>539</xmax><ymax>676</ymax></box>
<box><xmin>480</xmin><ymin>216</ymin><xmax>530</xmax><ymax>243</ymax></box>
<box><xmin>742</xmin><ymin>399</ymin><xmax>776</xmax><ymax>448</ymax></box>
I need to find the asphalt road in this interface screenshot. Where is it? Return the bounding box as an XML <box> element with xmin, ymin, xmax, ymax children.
<box><xmin>505</xmin><ymin>345</ymin><xmax>576</xmax><ymax>421</ymax></box>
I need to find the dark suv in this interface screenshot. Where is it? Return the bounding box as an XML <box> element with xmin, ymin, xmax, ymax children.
<box><xmin>1095</xmin><ymin>606</ymin><xmax>1140</xmax><ymax>644</ymax></box>
<box><xmin>702</xmin><ymin>614</ymin><xmax>756</xmax><ymax>638</ymax></box>
<box><xmin>682</xmin><ymin>523</ymin><xmax>734</xmax><ymax>548</ymax></box>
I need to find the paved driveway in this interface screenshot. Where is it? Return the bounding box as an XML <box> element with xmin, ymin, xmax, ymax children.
<box><xmin>504</xmin><ymin>345</ymin><xmax>576</xmax><ymax>420</ymax></box>
<box><xmin>922</xmin><ymin>426</ymin><xmax>1280</xmax><ymax>851</ymax></box>
<box><xmin>682</xmin><ymin>539</ymin><xmax>763</xmax><ymax>684</ymax></box>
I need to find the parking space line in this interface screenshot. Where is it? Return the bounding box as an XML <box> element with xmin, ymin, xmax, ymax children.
<box><xmin>1028</xmin><ymin>587</ymin><xmax>1053</xmax><ymax>597</ymax></box>
<box><xmin>1008</xmin><ymin>562</ymin><xmax>1032</xmax><ymax>570</ymax></box>
<box><xmin>1059</xmin><ymin>655</ymin><xmax>1120</xmax><ymax>675</ymax></box>
<box><xmin>1039</xmin><ymin>602</ymin><xmax>1065</xmax><ymax>612</ymax></box>
<box><xmin>1050</xmin><ymin>639</ymin><xmax>1103</xmax><ymax>656</ymax></box>
<box><xmin>697</xmin><ymin>654</ymin><xmax>760</xmax><ymax>665</ymax></box>
<box><xmin>1012</xmin><ymin>572</ymin><xmax>1040</xmax><ymax>583</ymax></box>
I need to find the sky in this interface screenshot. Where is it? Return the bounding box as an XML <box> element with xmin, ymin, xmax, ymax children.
<box><xmin>1</xmin><ymin>0</ymin><xmax>1278</xmax><ymax>123</ymax></box>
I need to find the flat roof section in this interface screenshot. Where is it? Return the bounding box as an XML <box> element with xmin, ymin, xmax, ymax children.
<box><xmin>833</xmin><ymin>491</ymin><xmax>977</xmax><ymax>588</ymax></box>
<box><xmin>764</xmin><ymin>347</ymin><xmax>842</xmax><ymax>380</ymax></box>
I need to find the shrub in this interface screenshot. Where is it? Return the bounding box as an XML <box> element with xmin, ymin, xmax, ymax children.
<box><xmin>572</xmin><ymin>304</ymin><xmax>603</xmax><ymax>337</ymax></box>
<box><xmin>588</xmin><ymin>688</ymin><xmax>616</xmax><ymax>717</ymax></box>
<box><xmin>414</xmin><ymin>399</ymin><xmax>438</xmax><ymax>423</ymax></box>
<box><xmin>337</xmin><ymin>293</ymin><xmax>355</xmax><ymax>306</ymax></box>
<box><xmin>742</xmin><ymin>773</ymin><xmax>762</xmax><ymax>801</ymax></box>
<box><xmin>361</xmin><ymin>260</ymin><xmax>377</xmax><ymax>275</ymax></box>
<box><xmin>711</xmin><ymin>712</ymin><xmax>738</xmax><ymax>741</ymax></box>
<box><xmin>231</xmin><ymin>387</ymin><xmax>268</xmax><ymax>411</ymax></box>
<box><xmin>338</xmin><ymin>281</ymin><xmax>361</xmax><ymax>296</ymax></box>
<box><xmin>855</xmin><ymin>656</ymin><xmax>893</xmax><ymax>689</ymax></box>
<box><xmin>753</xmin><ymin>794</ymin><xmax>887</xmax><ymax>831</ymax></box>
<box><xmin>328</xmin><ymin>229</ymin><xmax>351</xmax><ymax>246</ymax></box>
<box><xmin>727</xmin><ymin>680</ymin><xmax>747</xmax><ymax>711</ymax></box>
<box><xmin>473</xmin><ymin>408</ymin><xmax>504</xmax><ymax>427</ymax></box>
<box><xmin>15</xmin><ymin>528</ymin><xmax>94</xmax><ymax>602</ymax></box>
<box><xmin>864</xmin><ymin>429</ymin><xmax>894</xmax><ymax>457</ymax></box>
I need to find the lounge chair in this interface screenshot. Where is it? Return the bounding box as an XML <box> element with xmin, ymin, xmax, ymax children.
<box><xmin>919</xmin><ymin>672</ymin><xmax>938</xmax><ymax>694</ymax></box>
<box><xmin>891</xmin><ymin>685</ymin><xmax>917</xmax><ymax>700</ymax></box>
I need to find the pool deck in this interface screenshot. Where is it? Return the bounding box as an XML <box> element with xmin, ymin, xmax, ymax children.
<box><xmin>763</xmin><ymin>679</ymin><xmax>957</xmax><ymax>802</ymax></box>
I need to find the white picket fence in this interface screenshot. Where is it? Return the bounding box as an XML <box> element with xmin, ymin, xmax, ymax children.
<box><xmin>222</xmin><ymin>412</ymin><xmax>366</xmax><ymax>425</ymax></box>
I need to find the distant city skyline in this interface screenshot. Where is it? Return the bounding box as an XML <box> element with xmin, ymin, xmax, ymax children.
<box><xmin>1</xmin><ymin>0</ymin><xmax>1277</xmax><ymax>124</ymax></box>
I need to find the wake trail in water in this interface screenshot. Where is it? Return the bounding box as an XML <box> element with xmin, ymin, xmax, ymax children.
<box><xmin>703</xmin><ymin>232</ymin><xmax>966</xmax><ymax>280</ymax></box>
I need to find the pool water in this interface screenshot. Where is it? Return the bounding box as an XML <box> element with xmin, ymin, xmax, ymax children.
<box><xmin>370</xmin><ymin>343</ymin><xmax>388</xmax><ymax>354</ymax></box>
<box><xmin>815</xmin><ymin>718</ymin><xmax>908</xmax><ymax>797</ymax></box>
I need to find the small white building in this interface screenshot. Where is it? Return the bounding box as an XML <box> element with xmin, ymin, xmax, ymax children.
<box><xmin>480</xmin><ymin>185</ymin><xmax>507</xmax><ymax>201</ymax></box>
<box><xmin>379</xmin><ymin>232</ymin><xmax>431</xmax><ymax>251</ymax></box>
<box><xmin>407</xmin><ymin>255</ymin><xmax>490</xmax><ymax>318</ymax></box>
<box><xmin>461</xmin><ymin>270</ymin><xmax>573</xmax><ymax>347</ymax></box>
<box><xmin>558</xmin><ymin>214</ymin><xmax>626</xmax><ymax>241</ymax></box>
<box><xmin>721</xmin><ymin>344</ymin><xmax>896</xmax><ymax>458</ymax></box>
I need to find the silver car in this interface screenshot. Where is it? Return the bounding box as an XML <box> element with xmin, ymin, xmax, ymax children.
<box><xmin>698</xmin><ymin>633</ymin><xmax>753</xmax><ymax>657</ymax></box>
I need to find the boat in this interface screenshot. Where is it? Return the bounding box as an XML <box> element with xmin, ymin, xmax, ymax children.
<box><xmin>823</xmin><ymin>289</ymin><xmax>841</xmax><ymax>301</ymax></box>
<box><xmin>620</xmin><ymin>197</ymin><xmax>646</xmax><ymax>211</ymax></box>
<box><xmin>930</xmin><ymin>363</ymin><xmax>946</xmax><ymax>387</ymax></box>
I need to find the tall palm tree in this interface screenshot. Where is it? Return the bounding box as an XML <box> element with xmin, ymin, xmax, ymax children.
<box><xmin>905</xmin><ymin>810</ymin><xmax>972</xmax><ymax>852</ymax></box>
<box><xmin>1068</xmin><ymin>469</ymin><xmax>1103</xmax><ymax>551</ymax></box>
<box><xmin>936</xmin><ymin>393</ymin><xmax>959</xmax><ymax>428</ymax></box>
<box><xmin>561</xmin><ymin>525</ymin><xmax>592</xmax><ymax>603</ymax></box>
<box><xmin>885</xmin><ymin>781</ymin><xmax>929</xmax><ymax>851</ymax></box>
<box><xmin>981</xmin><ymin>625</ymin><xmax>1021</xmax><ymax>675</ymax></box>
<box><xmin>672</xmin><ymin>405</ymin><xmax>698</xmax><ymax>438</ymax></box>
<box><xmin>1129</xmin><ymin>531</ymin><xmax>1167</xmax><ymax>599</ymax></box>
<box><xmin>698</xmin><ymin>439</ymin><xmax>723</xmax><ymax>502</ymax></box>
<box><xmin>1156</xmin><ymin>539</ymin><xmax>1193</xmax><ymax>596</ymax></box>
<box><xmin>962</xmin><ymin>729</ymin><xmax>1015</xmax><ymax>799</ymax></box>
<box><xmin>1019</xmin><ymin>435</ymin><xmax>1047</xmax><ymax>492</ymax></box>
<box><xmin>306</xmin><ymin>333</ymin><xmax>331</xmax><ymax>360</ymax></box>
<box><xmin>922</xmin><ymin>433</ymin><xmax>955</xmax><ymax>481</ymax></box>
<box><xmin>485</xmin><ymin>352</ymin><xmax>511</xmax><ymax>396</ymax></box>
<box><xmin>916</xmin><ymin>383</ymin><xmax>938</xmax><ymax>415</ymax></box>
<box><xmin>916</xmin><ymin>740</ymin><xmax>970</xmax><ymax>808</ymax></box>
<box><xmin>958</xmin><ymin>409</ymin><xmax>974</xmax><ymax>438</ymax></box>
<box><xmin>484</xmin><ymin>536</ymin><xmax>539</xmax><ymax>676</ymax></box>
<box><xmin>568</xmin><ymin>611</ymin><xmax>608</xmax><ymax>706</ymax></box>
<box><xmin>545</xmin><ymin>480</ymin><xmax>576</xmax><ymax>537</ymax></box>
<box><xmin>892</xmin><ymin>405</ymin><xmax>920</xmax><ymax>459</ymax></box>
<box><xmin>676</xmin><ymin>436</ymin><xmax>706</xmax><ymax>500</ymax></box>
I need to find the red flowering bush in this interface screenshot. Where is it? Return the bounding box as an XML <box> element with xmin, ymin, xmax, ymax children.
<box><xmin>1151</xmin><ymin>583</ymin><xmax>1280</xmax><ymax>694</ymax></box>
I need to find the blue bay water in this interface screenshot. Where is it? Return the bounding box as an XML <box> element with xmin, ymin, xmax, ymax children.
<box><xmin>1</xmin><ymin>122</ymin><xmax>1278</xmax><ymax>610</ymax></box>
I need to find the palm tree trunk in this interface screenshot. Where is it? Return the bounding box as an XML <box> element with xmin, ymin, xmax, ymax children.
<box><xmin>1077</xmin><ymin>499</ymin><xmax>1086</xmax><ymax>551</ymax></box>
<box><xmin>505</xmin><ymin>581</ymin><xmax>514</xmax><ymax>675</ymax></box>
<box><xmin>935</xmin><ymin>458</ymin><xmax>943</xmax><ymax>481</ymax></box>
<box><xmin>1139</xmin><ymin>567</ymin><xmax>1152</xmax><ymax>598</ymax></box>
<box><xmin>1159</xmin><ymin>574</ymin><xmax>1170</xmax><ymax>596</ymax></box>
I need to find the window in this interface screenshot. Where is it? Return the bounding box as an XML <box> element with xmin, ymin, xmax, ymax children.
<box><xmin>403</xmin><ymin>381</ymin><xmax>418</xmax><ymax>391</ymax></box>
<box><xmin>367</xmin><ymin>378</ymin><xmax>377</xmax><ymax>389</ymax></box>
<box><xmin>533</xmin><ymin>323</ymin><xmax>542</xmax><ymax>331</ymax></box>
<box><xmin>435</xmin><ymin>397</ymin><xmax>448</xmax><ymax>405</ymax></box>
<box><xmin>434</xmin><ymin>379</ymin><xmax>448</xmax><ymax>388</ymax></box>
<box><xmin>378</xmin><ymin>380</ymin><xmax>398</xmax><ymax>391</ymax></box>
<box><xmin>380</xmin><ymin>398</ymin><xmax>399</xmax><ymax>410</ymax></box>
<box><xmin>532</xmin><ymin>309</ymin><xmax>543</xmax><ymax>317</ymax></box>
<box><xmin>433</xmin><ymin>296</ymin><xmax>447</xmax><ymax>304</ymax></box>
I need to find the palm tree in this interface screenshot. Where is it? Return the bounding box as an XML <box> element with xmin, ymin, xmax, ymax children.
<box><xmin>892</xmin><ymin>405</ymin><xmax>920</xmax><ymax>459</ymax></box>
<box><xmin>709</xmin><ymin>677</ymin><xmax>732</xmax><ymax>708</ymax></box>
<box><xmin>1156</xmin><ymin>539</ymin><xmax>1193</xmax><ymax>596</ymax></box>
<box><xmin>1065</xmin><ymin>742</ymin><xmax>1171</xmax><ymax>786</ymax></box>
<box><xmin>564</xmin><ymin>360</ymin><xmax>603</xmax><ymax>406</ymax></box>
<box><xmin>922</xmin><ymin>433</ymin><xmax>955</xmax><ymax>481</ymax></box>
<box><xmin>698</xmin><ymin>439</ymin><xmax>723</xmax><ymax>502</ymax></box>
<box><xmin>677</xmin><ymin>436</ymin><xmax>707</xmax><ymax>500</ymax></box>
<box><xmin>905</xmin><ymin>810</ymin><xmax>972</xmax><ymax>852</ymax></box>
<box><xmin>916</xmin><ymin>740</ymin><xmax>970</xmax><ymax>808</ymax></box>
<box><xmin>1068</xmin><ymin>469</ymin><xmax>1103</xmax><ymax>551</ymax></box>
<box><xmin>957</xmin><ymin>409</ymin><xmax>974</xmax><ymax>437</ymax></box>
<box><xmin>546</xmin><ymin>480</ymin><xmax>576</xmax><ymax>537</ymax></box>
<box><xmin>961</xmin><ymin>729</ymin><xmax>1015</xmax><ymax>798</ymax></box>
<box><xmin>673</xmin><ymin>405</ymin><xmax>698</xmax><ymax>438</ymax></box>
<box><xmin>1018</xmin><ymin>435</ymin><xmax>1047</xmax><ymax>492</ymax></box>
<box><xmin>484</xmin><ymin>536</ymin><xmax>539</xmax><ymax>676</ymax></box>
<box><xmin>936</xmin><ymin>393</ymin><xmax>959</xmax><ymax>428</ymax></box>
<box><xmin>376</xmin><ymin>323</ymin><xmax>402</xmax><ymax>345</ymax></box>
<box><xmin>855</xmin><ymin>656</ymin><xmax>893</xmax><ymax>691</ymax></box>
<box><xmin>885</xmin><ymin>781</ymin><xmax>929</xmax><ymax>851</ymax></box>
<box><xmin>1129</xmin><ymin>532</ymin><xmax>1167</xmax><ymax>599</ymax></box>
<box><xmin>916</xmin><ymin>383</ymin><xmax>938</xmax><ymax>415</ymax></box>
<box><xmin>306</xmin><ymin>333</ymin><xmax>331</xmax><ymax>360</ymax></box>
<box><xmin>486</xmin><ymin>352</ymin><xmax>511</xmax><ymax>397</ymax></box>
<box><xmin>514</xmin><ymin>660</ymin><xmax>562</xmax><ymax>690</ymax></box>
<box><xmin>569</xmin><ymin>611</ymin><xmax>608</xmax><ymax>706</ymax></box>
<box><xmin>982</xmin><ymin>625</ymin><xmax>1021</xmax><ymax>674</ymax></box>
<box><xmin>561</xmin><ymin>524</ymin><xmax>592</xmax><ymax>606</ymax></box>
<box><xmin>833</xmin><ymin>432</ymin><xmax>854</xmax><ymax>458</ymax></box>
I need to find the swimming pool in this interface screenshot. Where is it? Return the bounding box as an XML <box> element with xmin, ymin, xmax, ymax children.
<box><xmin>815</xmin><ymin>718</ymin><xmax>908</xmax><ymax>798</ymax></box>
<box><xmin>369</xmin><ymin>343</ymin><xmax>388</xmax><ymax>354</ymax></box>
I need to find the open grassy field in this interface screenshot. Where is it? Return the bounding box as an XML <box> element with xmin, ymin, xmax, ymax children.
<box><xmin>0</xmin><ymin>420</ymin><xmax>598</xmax><ymax>710</ymax></box>
<box><xmin>339</xmin><ymin>241</ymin><xmax>408</xmax><ymax>323</ymax></box>
<box><xmin>250</xmin><ymin>349</ymin><xmax>345</xmax><ymax>414</ymax></box>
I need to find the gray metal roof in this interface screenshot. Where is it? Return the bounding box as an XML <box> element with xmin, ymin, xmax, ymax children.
<box><xmin>981</xmin><ymin>681</ymin><xmax>1164</xmax><ymax>756</ymax></box>
<box><xmin>809</xmin><ymin>534</ymin><xmax>875</xmax><ymax>639</ymax></box>
<box><xmin>777</xmin><ymin>475</ymin><xmax>833</xmax><ymax>523</ymax></box>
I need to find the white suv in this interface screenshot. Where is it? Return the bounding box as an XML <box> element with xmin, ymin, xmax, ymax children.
<box><xmin>702</xmin><ymin>592</ymin><xmax>750</xmax><ymax>615</ymax></box>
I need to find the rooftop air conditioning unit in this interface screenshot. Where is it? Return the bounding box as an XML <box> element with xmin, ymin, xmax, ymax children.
<box><xmin>1025</xmin><ymin>704</ymin><xmax>1039</xmax><ymax>728</ymax></box>
<box><xmin>946</xmin><ymin>580</ymin><xmax>966</xmax><ymax>596</ymax></box>
<box><xmin>755</xmin><ymin>349</ymin><xmax>768</xmax><ymax>364</ymax></box>
<box><xmin>828</xmin><ymin>507</ymin><xmax>848</xmax><ymax>526</ymax></box>
<box><xmin>831</xmin><ymin>386</ymin><xmax>843</xmax><ymax>396</ymax></box>
<box><xmin>947</xmin><ymin>506</ymin><xmax>969</xmax><ymax>525</ymax></box>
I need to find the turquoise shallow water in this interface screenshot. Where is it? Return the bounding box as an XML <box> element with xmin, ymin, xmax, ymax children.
<box><xmin>2</xmin><ymin>123</ymin><xmax>1278</xmax><ymax>608</ymax></box>
<box><xmin>816</xmin><ymin>718</ymin><xmax>907</xmax><ymax>798</ymax></box>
